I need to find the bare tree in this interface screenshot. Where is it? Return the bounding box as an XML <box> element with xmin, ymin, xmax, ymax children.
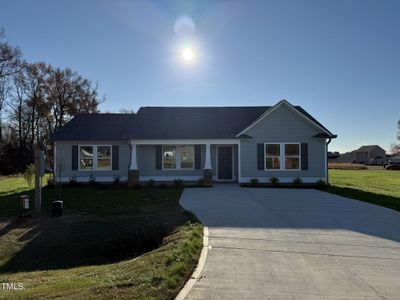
<box><xmin>46</xmin><ymin>67</ymin><xmax>101</xmax><ymax>133</ymax></box>
<box><xmin>0</xmin><ymin>28</ymin><xmax>22</xmax><ymax>141</ymax></box>
<box><xmin>389</xmin><ymin>120</ymin><xmax>400</xmax><ymax>155</ymax></box>
<box><xmin>0</xmin><ymin>29</ymin><xmax>22</xmax><ymax>79</ymax></box>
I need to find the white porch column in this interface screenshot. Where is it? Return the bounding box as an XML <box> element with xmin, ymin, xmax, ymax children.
<box><xmin>204</xmin><ymin>143</ymin><xmax>212</xmax><ymax>169</ymax></box>
<box><xmin>129</xmin><ymin>143</ymin><xmax>138</xmax><ymax>170</ymax></box>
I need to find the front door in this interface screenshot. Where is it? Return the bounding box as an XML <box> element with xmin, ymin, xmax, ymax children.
<box><xmin>217</xmin><ymin>146</ymin><xmax>233</xmax><ymax>180</ymax></box>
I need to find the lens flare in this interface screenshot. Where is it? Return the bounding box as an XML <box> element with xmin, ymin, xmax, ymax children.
<box><xmin>174</xmin><ymin>15</ymin><xmax>196</xmax><ymax>37</ymax></box>
<box><xmin>181</xmin><ymin>47</ymin><xmax>195</xmax><ymax>61</ymax></box>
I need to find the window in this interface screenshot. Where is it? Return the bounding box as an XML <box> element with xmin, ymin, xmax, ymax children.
<box><xmin>97</xmin><ymin>146</ymin><xmax>112</xmax><ymax>170</ymax></box>
<box><xmin>80</xmin><ymin>146</ymin><xmax>93</xmax><ymax>170</ymax></box>
<box><xmin>180</xmin><ymin>146</ymin><xmax>194</xmax><ymax>169</ymax></box>
<box><xmin>163</xmin><ymin>146</ymin><xmax>176</xmax><ymax>169</ymax></box>
<box><xmin>285</xmin><ymin>144</ymin><xmax>300</xmax><ymax>170</ymax></box>
<box><xmin>162</xmin><ymin>145</ymin><xmax>194</xmax><ymax>170</ymax></box>
<box><xmin>79</xmin><ymin>145</ymin><xmax>112</xmax><ymax>171</ymax></box>
<box><xmin>264</xmin><ymin>143</ymin><xmax>300</xmax><ymax>171</ymax></box>
<box><xmin>265</xmin><ymin>144</ymin><xmax>280</xmax><ymax>170</ymax></box>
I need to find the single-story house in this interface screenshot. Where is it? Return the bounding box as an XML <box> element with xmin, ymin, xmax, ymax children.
<box><xmin>336</xmin><ymin>145</ymin><xmax>386</xmax><ymax>165</ymax></box>
<box><xmin>51</xmin><ymin>100</ymin><xmax>337</xmax><ymax>184</ymax></box>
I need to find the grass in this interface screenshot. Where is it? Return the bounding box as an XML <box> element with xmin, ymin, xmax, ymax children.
<box><xmin>0</xmin><ymin>177</ymin><xmax>203</xmax><ymax>299</ymax></box>
<box><xmin>326</xmin><ymin>169</ymin><xmax>400</xmax><ymax>212</ymax></box>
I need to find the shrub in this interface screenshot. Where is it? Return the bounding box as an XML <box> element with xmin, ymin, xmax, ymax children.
<box><xmin>293</xmin><ymin>177</ymin><xmax>302</xmax><ymax>185</ymax></box>
<box><xmin>113</xmin><ymin>174</ymin><xmax>120</xmax><ymax>185</ymax></box>
<box><xmin>69</xmin><ymin>176</ymin><xmax>78</xmax><ymax>187</ymax></box>
<box><xmin>159</xmin><ymin>183</ymin><xmax>168</xmax><ymax>189</ymax></box>
<box><xmin>315</xmin><ymin>179</ymin><xmax>327</xmax><ymax>189</ymax></box>
<box><xmin>146</xmin><ymin>178</ymin><xmax>155</xmax><ymax>188</ymax></box>
<box><xmin>270</xmin><ymin>176</ymin><xmax>279</xmax><ymax>186</ymax></box>
<box><xmin>47</xmin><ymin>176</ymin><xmax>55</xmax><ymax>187</ymax></box>
<box><xmin>89</xmin><ymin>173</ymin><xmax>96</xmax><ymax>185</ymax></box>
<box><xmin>131</xmin><ymin>183</ymin><xmax>142</xmax><ymax>190</ymax></box>
<box><xmin>197</xmin><ymin>178</ymin><xmax>206</xmax><ymax>186</ymax></box>
<box><xmin>24</xmin><ymin>164</ymin><xmax>35</xmax><ymax>186</ymax></box>
<box><xmin>250</xmin><ymin>178</ymin><xmax>259</xmax><ymax>185</ymax></box>
<box><xmin>174</xmin><ymin>178</ymin><xmax>184</xmax><ymax>187</ymax></box>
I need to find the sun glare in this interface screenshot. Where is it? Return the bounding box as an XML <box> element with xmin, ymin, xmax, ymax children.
<box><xmin>181</xmin><ymin>47</ymin><xmax>195</xmax><ymax>62</ymax></box>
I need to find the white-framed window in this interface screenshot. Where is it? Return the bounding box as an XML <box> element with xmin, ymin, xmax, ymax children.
<box><xmin>285</xmin><ymin>144</ymin><xmax>300</xmax><ymax>170</ymax></box>
<box><xmin>79</xmin><ymin>145</ymin><xmax>112</xmax><ymax>171</ymax></box>
<box><xmin>265</xmin><ymin>144</ymin><xmax>280</xmax><ymax>170</ymax></box>
<box><xmin>265</xmin><ymin>143</ymin><xmax>300</xmax><ymax>171</ymax></box>
<box><xmin>162</xmin><ymin>145</ymin><xmax>194</xmax><ymax>170</ymax></box>
<box><xmin>163</xmin><ymin>146</ymin><xmax>176</xmax><ymax>169</ymax></box>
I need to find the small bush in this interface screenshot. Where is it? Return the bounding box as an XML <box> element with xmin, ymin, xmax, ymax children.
<box><xmin>270</xmin><ymin>176</ymin><xmax>279</xmax><ymax>186</ymax></box>
<box><xmin>159</xmin><ymin>183</ymin><xmax>168</xmax><ymax>189</ymax></box>
<box><xmin>316</xmin><ymin>179</ymin><xmax>327</xmax><ymax>189</ymax></box>
<box><xmin>146</xmin><ymin>178</ymin><xmax>155</xmax><ymax>188</ymax></box>
<box><xmin>47</xmin><ymin>176</ymin><xmax>55</xmax><ymax>187</ymax></box>
<box><xmin>24</xmin><ymin>164</ymin><xmax>35</xmax><ymax>187</ymax></box>
<box><xmin>89</xmin><ymin>173</ymin><xmax>96</xmax><ymax>186</ymax></box>
<box><xmin>174</xmin><ymin>178</ymin><xmax>184</xmax><ymax>187</ymax></box>
<box><xmin>69</xmin><ymin>176</ymin><xmax>79</xmax><ymax>187</ymax></box>
<box><xmin>197</xmin><ymin>178</ymin><xmax>206</xmax><ymax>186</ymax></box>
<box><xmin>293</xmin><ymin>177</ymin><xmax>302</xmax><ymax>185</ymax></box>
<box><xmin>250</xmin><ymin>178</ymin><xmax>259</xmax><ymax>185</ymax></box>
<box><xmin>131</xmin><ymin>183</ymin><xmax>142</xmax><ymax>190</ymax></box>
<box><xmin>113</xmin><ymin>174</ymin><xmax>120</xmax><ymax>185</ymax></box>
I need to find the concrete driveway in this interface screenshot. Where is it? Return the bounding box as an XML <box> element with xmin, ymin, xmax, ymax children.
<box><xmin>180</xmin><ymin>184</ymin><xmax>400</xmax><ymax>300</ymax></box>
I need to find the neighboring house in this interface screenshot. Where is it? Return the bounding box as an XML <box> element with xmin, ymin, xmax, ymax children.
<box><xmin>51</xmin><ymin>100</ymin><xmax>337</xmax><ymax>184</ymax></box>
<box><xmin>387</xmin><ymin>155</ymin><xmax>400</xmax><ymax>164</ymax></box>
<box><xmin>336</xmin><ymin>145</ymin><xmax>386</xmax><ymax>165</ymax></box>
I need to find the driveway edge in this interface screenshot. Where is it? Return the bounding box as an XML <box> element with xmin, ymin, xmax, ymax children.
<box><xmin>175</xmin><ymin>226</ymin><xmax>209</xmax><ymax>300</ymax></box>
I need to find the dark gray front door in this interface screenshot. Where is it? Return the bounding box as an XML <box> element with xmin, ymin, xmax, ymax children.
<box><xmin>217</xmin><ymin>146</ymin><xmax>233</xmax><ymax>180</ymax></box>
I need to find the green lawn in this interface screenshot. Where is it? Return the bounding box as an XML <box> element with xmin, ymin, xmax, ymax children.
<box><xmin>0</xmin><ymin>177</ymin><xmax>203</xmax><ymax>299</ymax></box>
<box><xmin>327</xmin><ymin>169</ymin><xmax>400</xmax><ymax>212</ymax></box>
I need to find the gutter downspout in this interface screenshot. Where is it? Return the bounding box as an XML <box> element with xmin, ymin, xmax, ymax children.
<box><xmin>326</xmin><ymin>138</ymin><xmax>332</xmax><ymax>184</ymax></box>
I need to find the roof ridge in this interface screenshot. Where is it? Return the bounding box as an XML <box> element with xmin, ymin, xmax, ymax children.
<box><xmin>139</xmin><ymin>106</ymin><xmax>270</xmax><ymax>108</ymax></box>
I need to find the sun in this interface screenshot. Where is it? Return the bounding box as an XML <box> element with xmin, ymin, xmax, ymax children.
<box><xmin>181</xmin><ymin>47</ymin><xmax>195</xmax><ymax>62</ymax></box>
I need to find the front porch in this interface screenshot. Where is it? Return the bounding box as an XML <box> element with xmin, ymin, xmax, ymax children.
<box><xmin>127</xmin><ymin>139</ymin><xmax>239</xmax><ymax>185</ymax></box>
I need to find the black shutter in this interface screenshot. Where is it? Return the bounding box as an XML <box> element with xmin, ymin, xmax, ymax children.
<box><xmin>194</xmin><ymin>145</ymin><xmax>201</xmax><ymax>169</ymax></box>
<box><xmin>72</xmin><ymin>145</ymin><xmax>78</xmax><ymax>170</ymax></box>
<box><xmin>112</xmin><ymin>145</ymin><xmax>119</xmax><ymax>170</ymax></box>
<box><xmin>155</xmin><ymin>145</ymin><xmax>162</xmax><ymax>169</ymax></box>
<box><xmin>257</xmin><ymin>143</ymin><xmax>264</xmax><ymax>170</ymax></box>
<box><xmin>301</xmin><ymin>143</ymin><xmax>308</xmax><ymax>170</ymax></box>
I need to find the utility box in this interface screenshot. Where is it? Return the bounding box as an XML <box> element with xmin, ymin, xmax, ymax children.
<box><xmin>51</xmin><ymin>200</ymin><xmax>63</xmax><ymax>217</ymax></box>
<box><xmin>20</xmin><ymin>195</ymin><xmax>30</xmax><ymax>216</ymax></box>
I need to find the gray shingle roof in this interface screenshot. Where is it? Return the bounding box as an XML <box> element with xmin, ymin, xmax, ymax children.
<box><xmin>50</xmin><ymin>114</ymin><xmax>137</xmax><ymax>141</ymax></box>
<box><xmin>356</xmin><ymin>145</ymin><xmax>385</xmax><ymax>152</ymax></box>
<box><xmin>122</xmin><ymin>106</ymin><xmax>268</xmax><ymax>139</ymax></box>
<box><xmin>51</xmin><ymin>105</ymin><xmax>335</xmax><ymax>141</ymax></box>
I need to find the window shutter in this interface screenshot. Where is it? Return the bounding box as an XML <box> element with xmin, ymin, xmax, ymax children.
<box><xmin>72</xmin><ymin>145</ymin><xmax>78</xmax><ymax>170</ymax></box>
<box><xmin>194</xmin><ymin>145</ymin><xmax>201</xmax><ymax>169</ymax></box>
<box><xmin>112</xmin><ymin>145</ymin><xmax>119</xmax><ymax>170</ymax></box>
<box><xmin>155</xmin><ymin>145</ymin><xmax>162</xmax><ymax>169</ymax></box>
<box><xmin>301</xmin><ymin>143</ymin><xmax>308</xmax><ymax>170</ymax></box>
<box><xmin>257</xmin><ymin>143</ymin><xmax>264</xmax><ymax>170</ymax></box>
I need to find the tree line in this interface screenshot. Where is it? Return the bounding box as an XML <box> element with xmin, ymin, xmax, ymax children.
<box><xmin>0</xmin><ymin>29</ymin><xmax>102</xmax><ymax>174</ymax></box>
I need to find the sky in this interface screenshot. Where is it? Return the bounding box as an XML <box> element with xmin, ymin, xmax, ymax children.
<box><xmin>0</xmin><ymin>0</ymin><xmax>399</xmax><ymax>153</ymax></box>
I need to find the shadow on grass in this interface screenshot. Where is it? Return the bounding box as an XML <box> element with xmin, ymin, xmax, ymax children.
<box><xmin>0</xmin><ymin>186</ymin><xmax>193</xmax><ymax>273</ymax></box>
<box><xmin>0</xmin><ymin>216</ymin><xmax>170</xmax><ymax>273</ymax></box>
<box><xmin>322</xmin><ymin>185</ymin><xmax>400</xmax><ymax>212</ymax></box>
